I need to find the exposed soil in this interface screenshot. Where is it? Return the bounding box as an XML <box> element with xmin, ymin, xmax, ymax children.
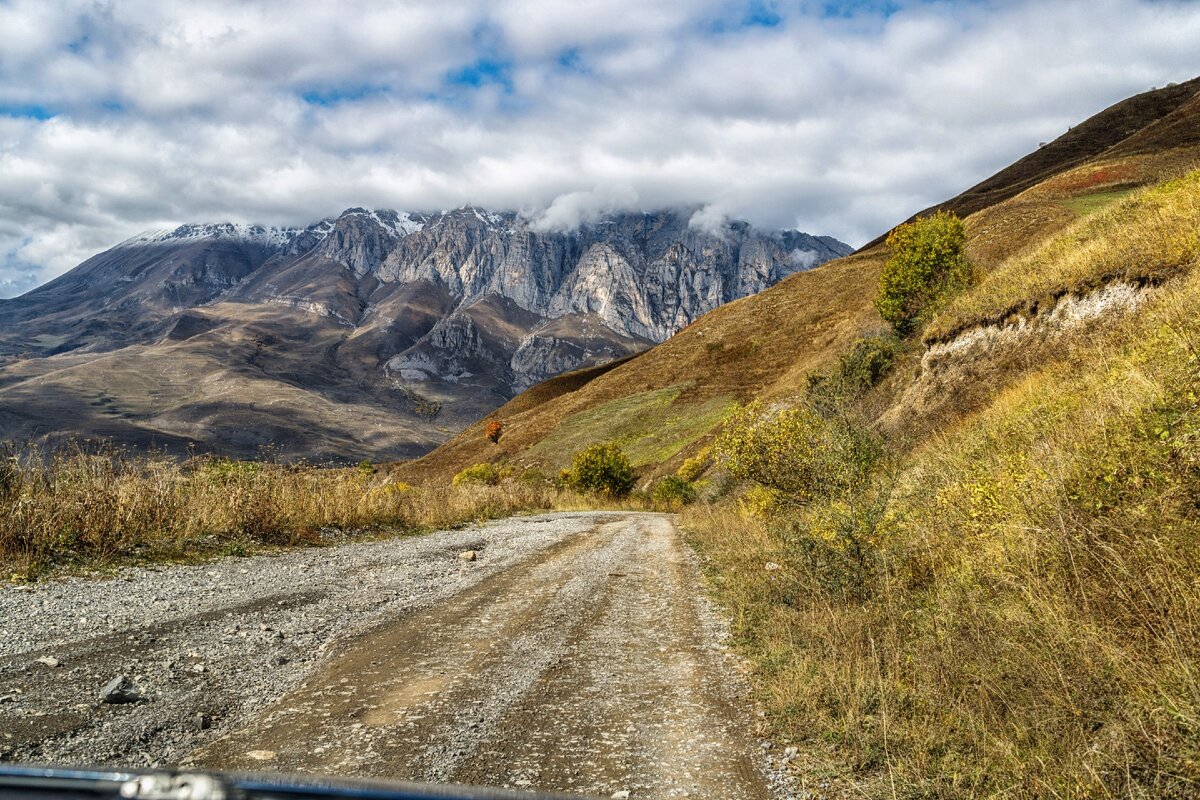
<box><xmin>0</xmin><ymin>512</ymin><xmax>791</xmax><ymax>799</ymax></box>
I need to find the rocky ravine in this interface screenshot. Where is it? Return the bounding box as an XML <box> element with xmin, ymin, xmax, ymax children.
<box><xmin>0</xmin><ymin>208</ymin><xmax>850</xmax><ymax>461</ymax></box>
<box><xmin>0</xmin><ymin>513</ymin><xmax>801</xmax><ymax>799</ymax></box>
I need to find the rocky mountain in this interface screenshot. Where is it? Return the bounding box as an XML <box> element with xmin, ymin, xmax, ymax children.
<box><xmin>0</xmin><ymin>207</ymin><xmax>850</xmax><ymax>460</ymax></box>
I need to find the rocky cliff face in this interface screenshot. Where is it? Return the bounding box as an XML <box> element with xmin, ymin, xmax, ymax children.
<box><xmin>349</xmin><ymin>207</ymin><xmax>849</xmax><ymax>343</ymax></box>
<box><xmin>0</xmin><ymin>206</ymin><xmax>850</xmax><ymax>460</ymax></box>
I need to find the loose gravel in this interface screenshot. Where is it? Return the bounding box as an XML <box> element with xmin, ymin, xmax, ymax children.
<box><xmin>0</xmin><ymin>513</ymin><xmax>612</xmax><ymax>767</ymax></box>
<box><xmin>0</xmin><ymin>512</ymin><xmax>800</xmax><ymax>800</ymax></box>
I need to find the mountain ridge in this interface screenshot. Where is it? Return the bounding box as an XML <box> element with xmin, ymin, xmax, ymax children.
<box><xmin>0</xmin><ymin>205</ymin><xmax>850</xmax><ymax>460</ymax></box>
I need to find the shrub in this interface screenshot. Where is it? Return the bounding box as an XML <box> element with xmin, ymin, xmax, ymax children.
<box><xmin>738</xmin><ymin>484</ymin><xmax>782</xmax><ymax>517</ymax></box>
<box><xmin>714</xmin><ymin>401</ymin><xmax>882</xmax><ymax>505</ymax></box>
<box><xmin>452</xmin><ymin>462</ymin><xmax>505</xmax><ymax>487</ymax></box>
<box><xmin>836</xmin><ymin>333</ymin><xmax>901</xmax><ymax>391</ymax></box>
<box><xmin>485</xmin><ymin>420</ymin><xmax>504</xmax><ymax>444</ymax></box>
<box><xmin>652</xmin><ymin>475</ymin><xmax>697</xmax><ymax>505</ymax></box>
<box><xmin>781</xmin><ymin>480</ymin><xmax>895</xmax><ymax>601</ymax></box>
<box><xmin>807</xmin><ymin>333</ymin><xmax>902</xmax><ymax>413</ymax></box>
<box><xmin>876</xmin><ymin>210</ymin><xmax>971</xmax><ymax>333</ymax></box>
<box><xmin>517</xmin><ymin>467</ymin><xmax>551</xmax><ymax>486</ymax></box>
<box><xmin>560</xmin><ymin>443</ymin><xmax>635</xmax><ymax>497</ymax></box>
<box><xmin>676</xmin><ymin>447</ymin><xmax>712</xmax><ymax>482</ymax></box>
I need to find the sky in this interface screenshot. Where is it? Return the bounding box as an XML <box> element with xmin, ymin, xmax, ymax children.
<box><xmin>1</xmin><ymin>0</ymin><xmax>1198</xmax><ymax>297</ymax></box>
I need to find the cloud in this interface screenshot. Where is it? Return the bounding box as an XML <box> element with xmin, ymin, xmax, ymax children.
<box><xmin>688</xmin><ymin>204</ymin><xmax>731</xmax><ymax>238</ymax></box>
<box><xmin>1</xmin><ymin>0</ymin><xmax>1199</xmax><ymax>296</ymax></box>
<box><xmin>529</xmin><ymin>185</ymin><xmax>640</xmax><ymax>232</ymax></box>
<box><xmin>788</xmin><ymin>248</ymin><xmax>820</xmax><ymax>269</ymax></box>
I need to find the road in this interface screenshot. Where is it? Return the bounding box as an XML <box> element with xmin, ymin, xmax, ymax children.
<box><xmin>0</xmin><ymin>512</ymin><xmax>784</xmax><ymax>799</ymax></box>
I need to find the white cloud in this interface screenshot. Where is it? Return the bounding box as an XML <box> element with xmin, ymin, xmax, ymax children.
<box><xmin>688</xmin><ymin>204</ymin><xmax>731</xmax><ymax>238</ymax></box>
<box><xmin>529</xmin><ymin>185</ymin><xmax>640</xmax><ymax>232</ymax></box>
<box><xmin>1</xmin><ymin>0</ymin><xmax>1199</xmax><ymax>295</ymax></box>
<box><xmin>788</xmin><ymin>248</ymin><xmax>819</xmax><ymax>269</ymax></box>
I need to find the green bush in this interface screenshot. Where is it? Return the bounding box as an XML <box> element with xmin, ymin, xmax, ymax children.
<box><xmin>200</xmin><ymin>457</ymin><xmax>262</xmax><ymax>485</ymax></box>
<box><xmin>713</xmin><ymin>401</ymin><xmax>882</xmax><ymax>505</ymax></box>
<box><xmin>452</xmin><ymin>462</ymin><xmax>505</xmax><ymax>487</ymax></box>
<box><xmin>652</xmin><ymin>475</ymin><xmax>697</xmax><ymax>505</ymax></box>
<box><xmin>876</xmin><ymin>210</ymin><xmax>971</xmax><ymax>333</ymax></box>
<box><xmin>676</xmin><ymin>447</ymin><xmax>712</xmax><ymax>482</ymax></box>
<box><xmin>807</xmin><ymin>333</ymin><xmax>902</xmax><ymax>413</ymax></box>
<box><xmin>837</xmin><ymin>333</ymin><xmax>901</xmax><ymax>391</ymax></box>
<box><xmin>516</xmin><ymin>467</ymin><xmax>551</xmax><ymax>486</ymax></box>
<box><xmin>781</xmin><ymin>481</ymin><xmax>895</xmax><ymax>602</ymax></box>
<box><xmin>560</xmin><ymin>443</ymin><xmax>636</xmax><ymax>497</ymax></box>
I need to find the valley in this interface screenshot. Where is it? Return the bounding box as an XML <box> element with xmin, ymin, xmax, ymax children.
<box><xmin>0</xmin><ymin>11</ymin><xmax>1197</xmax><ymax>797</ymax></box>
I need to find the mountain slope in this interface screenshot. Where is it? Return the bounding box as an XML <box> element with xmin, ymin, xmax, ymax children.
<box><xmin>401</xmin><ymin>77</ymin><xmax>1200</xmax><ymax>483</ymax></box>
<box><xmin>0</xmin><ymin>208</ymin><xmax>849</xmax><ymax>460</ymax></box>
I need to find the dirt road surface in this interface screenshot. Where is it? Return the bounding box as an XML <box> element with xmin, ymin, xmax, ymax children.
<box><xmin>1</xmin><ymin>512</ymin><xmax>789</xmax><ymax>799</ymax></box>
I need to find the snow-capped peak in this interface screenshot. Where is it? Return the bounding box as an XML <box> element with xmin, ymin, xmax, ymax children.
<box><xmin>338</xmin><ymin>208</ymin><xmax>425</xmax><ymax>238</ymax></box>
<box><xmin>118</xmin><ymin>222</ymin><xmax>316</xmax><ymax>250</ymax></box>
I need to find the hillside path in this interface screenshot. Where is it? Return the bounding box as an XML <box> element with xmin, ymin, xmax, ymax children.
<box><xmin>0</xmin><ymin>512</ymin><xmax>785</xmax><ymax>799</ymax></box>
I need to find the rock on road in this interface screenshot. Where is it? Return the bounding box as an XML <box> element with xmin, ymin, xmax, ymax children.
<box><xmin>0</xmin><ymin>512</ymin><xmax>787</xmax><ymax>799</ymax></box>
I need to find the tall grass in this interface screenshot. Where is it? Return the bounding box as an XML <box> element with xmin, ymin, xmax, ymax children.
<box><xmin>0</xmin><ymin>445</ymin><xmax>559</xmax><ymax>578</ymax></box>
<box><xmin>685</xmin><ymin>194</ymin><xmax>1200</xmax><ymax>796</ymax></box>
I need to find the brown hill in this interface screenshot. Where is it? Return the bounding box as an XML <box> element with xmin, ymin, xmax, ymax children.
<box><xmin>399</xmin><ymin>76</ymin><xmax>1200</xmax><ymax>485</ymax></box>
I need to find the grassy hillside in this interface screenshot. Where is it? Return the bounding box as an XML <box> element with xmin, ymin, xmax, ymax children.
<box><xmin>399</xmin><ymin>79</ymin><xmax>1200</xmax><ymax>489</ymax></box>
<box><xmin>685</xmin><ymin>168</ymin><xmax>1200</xmax><ymax>797</ymax></box>
<box><xmin>400</xmin><ymin>77</ymin><xmax>1200</xmax><ymax>797</ymax></box>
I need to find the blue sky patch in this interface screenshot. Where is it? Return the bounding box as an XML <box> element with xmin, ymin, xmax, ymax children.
<box><xmin>0</xmin><ymin>103</ymin><xmax>56</xmax><ymax>120</ymax></box>
<box><xmin>446</xmin><ymin>57</ymin><xmax>515</xmax><ymax>93</ymax></box>
<box><xmin>742</xmin><ymin>1</ymin><xmax>783</xmax><ymax>27</ymax></box>
<box><xmin>300</xmin><ymin>84</ymin><xmax>392</xmax><ymax>106</ymax></box>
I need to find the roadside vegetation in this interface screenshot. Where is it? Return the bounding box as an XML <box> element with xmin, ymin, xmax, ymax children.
<box><xmin>0</xmin><ymin>445</ymin><xmax>561</xmax><ymax>579</ymax></box>
<box><xmin>683</xmin><ymin>173</ymin><xmax>1200</xmax><ymax>798</ymax></box>
<box><xmin>1</xmin><ymin>438</ymin><xmax>682</xmax><ymax>580</ymax></box>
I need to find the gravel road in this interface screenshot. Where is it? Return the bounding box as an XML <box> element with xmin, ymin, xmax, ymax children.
<box><xmin>0</xmin><ymin>512</ymin><xmax>794</xmax><ymax>799</ymax></box>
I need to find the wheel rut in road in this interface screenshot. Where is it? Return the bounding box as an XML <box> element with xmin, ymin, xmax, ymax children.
<box><xmin>193</xmin><ymin>514</ymin><xmax>775</xmax><ymax>799</ymax></box>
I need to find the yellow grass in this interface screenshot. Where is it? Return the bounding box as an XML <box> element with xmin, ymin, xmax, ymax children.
<box><xmin>0</xmin><ymin>446</ymin><xmax>562</xmax><ymax>578</ymax></box>
<box><xmin>684</xmin><ymin>259</ymin><xmax>1200</xmax><ymax>798</ymax></box>
<box><xmin>928</xmin><ymin>168</ymin><xmax>1200</xmax><ymax>341</ymax></box>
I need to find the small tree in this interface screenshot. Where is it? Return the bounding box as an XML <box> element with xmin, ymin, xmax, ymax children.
<box><xmin>652</xmin><ymin>474</ymin><xmax>697</xmax><ymax>506</ymax></box>
<box><xmin>676</xmin><ymin>446</ymin><xmax>712</xmax><ymax>482</ymax></box>
<box><xmin>561</xmin><ymin>443</ymin><xmax>635</xmax><ymax>497</ymax></box>
<box><xmin>875</xmin><ymin>210</ymin><xmax>971</xmax><ymax>334</ymax></box>
<box><xmin>485</xmin><ymin>420</ymin><xmax>504</xmax><ymax>444</ymax></box>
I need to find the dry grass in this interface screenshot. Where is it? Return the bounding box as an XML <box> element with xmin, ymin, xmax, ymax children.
<box><xmin>684</xmin><ymin>241</ymin><xmax>1200</xmax><ymax>799</ymax></box>
<box><xmin>0</xmin><ymin>441</ymin><xmax>688</xmax><ymax>579</ymax></box>
<box><xmin>928</xmin><ymin>168</ymin><xmax>1200</xmax><ymax>342</ymax></box>
<box><xmin>0</xmin><ymin>444</ymin><xmax>561</xmax><ymax>579</ymax></box>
